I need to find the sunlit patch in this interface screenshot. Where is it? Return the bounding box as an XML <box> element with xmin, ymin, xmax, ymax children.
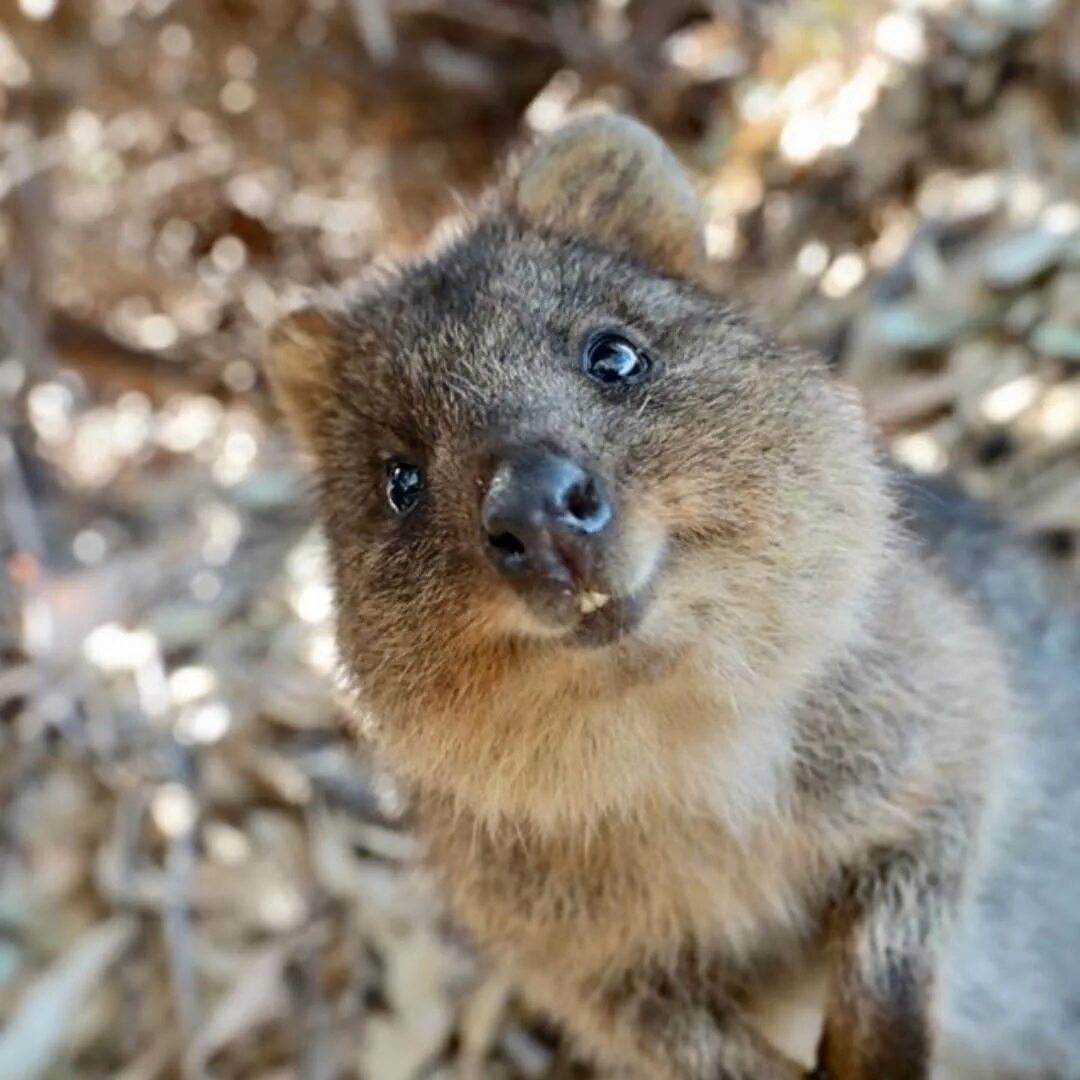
<box><xmin>156</xmin><ymin>395</ymin><xmax>223</xmax><ymax>454</ymax></box>
<box><xmin>778</xmin><ymin>55</ymin><xmax>891</xmax><ymax>166</ymax></box>
<box><xmin>892</xmin><ymin>431</ymin><xmax>948</xmax><ymax>475</ymax></box>
<box><xmin>18</xmin><ymin>0</ymin><xmax>57</xmax><ymax>20</ymax></box>
<box><xmin>287</xmin><ymin>531</ymin><xmax>329</xmax><ymax>577</ymax></box>
<box><xmin>1037</xmin><ymin>385</ymin><xmax>1080</xmax><ymax>443</ymax></box>
<box><xmin>220</xmin><ymin>79</ymin><xmax>255</xmax><ymax>115</ymax></box>
<box><xmin>256</xmin><ymin>880</ymin><xmax>306</xmax><ymax>932</ymax></box>
<box><xmin>66</xmin><ymin>109</ymin><xmax>103</xmax><ymax>152</ymax></box>
<box><xmin>874</xmin><ymin>13</ymin><xmax>927</xmax><ymax>65</ymax></box>
<box><xmin>524</xmin><ymin>70</ymin><xmax>581</xmax><ymax>134</ymax></box>
<box><xmin>175</xmin><ymin>700</ymin><xmax>231</xmax><ymax>745</ymax></box>
<box><xmin>27</xmin><ymin>381</ymin><xmax>75</xmax><ymax>444</ymax></box>
<box><xmin>240</xmin><ymin>276</ymin><xmax>276</xmax><ymax>321</ymax></box>
<box><xmin>210</xmin><ymin>234</ymin><xmax>246</xmax><ymax>274</ymax></box>
<box><xmin>151</xmin><ymin>781</ymin><xmax>198</xmax><ymax>838</ymax></box>
<box><xmin>141</xmin><ymin>313</ymin><xmax>179</xmax><ymax>350</ymax></box>
<box><xmin>204</xmin><ymin>821</ymin><xmax>250</xmax><ymax>866</ymax></box>
<box><xmin>917</xmin><ymin>171</ymin><xmax>1003</xmax><ymax>221</ymax></box>
<box><xmin>168</xmin><ymin>664</ymin><xmax>217</xmax><ymax>705</ymax></box>
<box><xmin>869</xmin><ymin>208</ymin><xmax>917</xmax><ymax>269</ymax></box>
<box><xmin>1006</xmin><ymin>175</ymin><xmax>1049</xmax><ymax>223</ymax></box>
<box><xmin>705</xmin><ymin>219</ymin><xmax>738</xmax><ymax>261</ymax></box>
<box><xmin>83</xmin><ymin>622</ymin><xmax>158</xmax><ymax>672</ymax></box>
<box><xmin>797</xmin><ymin>241</ymin><xmax>830</xmax><ymax>279</ymax></box>
<box><xmin>294</xmin><ymin>582</ymin><xmax>334</xmax><ymax>625</ymax></box>
<box><xmin>306</xmin><ymin>630</ymin><xmax>339</xmax><ymax>675</ymax></box>
<box><xmin>663</xmin><ymin>22</ymin><xmax>746</xmax><ymax>81</ymax></box>
<box><xmin>980</xmin><ymin>375</ymin><xmax>1041</xmax><ymax>425</ymax></box>
<box><xmin>1042</xmin><ymin>201</ymin><xmax>1080</xmax><ymax>235</ymax></box>
<box><xmin>158</xmin><ymin>22</ymin><xmax>192</xmax><ymax>58</ymax></box>
<box><xmin>820</xmin><ymin>252</ymin><xmax>867</xmax><ymax>298</ymax></box>
<box><xmin>213</xmin><ymin>428</ymin><xmax>259</xmax><ymax>484</ymax></box>
<box><xmin>113</xmin><ymin>392</ymin><xmax>153</xmax><ymax>454</ymax></box>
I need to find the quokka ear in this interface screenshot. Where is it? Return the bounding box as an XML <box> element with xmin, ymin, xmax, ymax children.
<box><xmin>510</xmin><ymin>112</ymin><xmax>706</xmax><ymax>280</ymax></box>
<box><xmin>264</xmin><ymin>306</ymin><xmax>339</xmax><ymax>454</ymax></box>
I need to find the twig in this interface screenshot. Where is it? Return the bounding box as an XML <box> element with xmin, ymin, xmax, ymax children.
<box><xmin>110</xmin><ymin>789</ymin><xmax>151</xmax><ymax>1061</ymax></box>
<box><xmin>348</xmin><ymin>0</ymin><xmax>398</xmax><ymax>65</ymax></box>
<box><xmin>0</xmin><ymin>428</ymin><xmax>47</xmax><ymax>560</ymax></box>
<box><xmin>161</xmin><ymin>748</ymin><xmax>205</xmax><ymax>1080</ymax></box>
<box><xmin>48</xmin><ymin>312</ymin><xmax>233</xmax><ymax>403</ymax></box>
<box><xmin>296</xmin><ymin>925</ymin><xmax>335</xmax><ymax>1080</ymax></box>
<box><xmin>865</xmin><ymin>372</ymin><xmax>959</xmax><ymax>435</ymax></box>
<box><xmin>391</xmin><ymin>0</ymin><xmax>557</xmax><ymax>45</ymax></box>
<box><xmin>299</xmin><ymin>807</ymin><xmax>336</xmax><ymax>1080</ymax></box>
<box><xmin>0</xmin><ymin>916</ymin><xmax>137</xmax><ymax>1079</ymax></box>
<box><xmin>2</xmin><ymin>89</ymin><xmax>59</xmax><ymax>385</ymax></box>
<box><xmin>113</xmin><ymin>1035</ymin><xmax>176</xmax><ymax>1080</ymax></box>
<box><xmin>0</xmin><ymin>425</ymin><xmax>48</xmax><ymax>660</ymax></box>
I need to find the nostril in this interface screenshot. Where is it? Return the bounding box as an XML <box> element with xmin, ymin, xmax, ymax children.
<box><xmin>487</xmin><ymin>530</ymin><xmax>527</xmax><ymax>560</ymax></box>
<box><xmin>562</xmin><ymin>476</ymin><xmax>610</xmax><ymax>533</ymax></box>
<box><xmin>566</xmin><ymin>477</ymin><xmax>600</xmax><ymax>523</ymax></box>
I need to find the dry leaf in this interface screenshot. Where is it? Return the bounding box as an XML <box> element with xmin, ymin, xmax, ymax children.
<box><xmin>185</xmin><ymin>942</ymin><xmax>291</xmax><ymax>1073</ymax></box>
<box><xmin>0</xmin><ymin>917</ymin><xmax>135</xmax><ymax>1080</ymax></box>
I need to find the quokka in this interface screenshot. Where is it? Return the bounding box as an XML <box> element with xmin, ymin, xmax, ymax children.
<box><xmin>266</xmin><ymin>113</ymin><xmax>1080</xmax><ymax>1079</ymax></box>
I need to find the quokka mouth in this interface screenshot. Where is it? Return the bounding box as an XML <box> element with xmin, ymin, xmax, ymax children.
<box><xmin>564</xmin><ymin>586</ymin><xmax>651</xmax><ymax>648</ymax></box>
<box><xmin>560</xmin><ymin>541</ymin><xmax>668</xmax><ymax>647</ymax></box>
<box><xmin>503</xmin><ymin>539</ymin><xmax>667</xmax><ymax>647</ymax></box>
<box><xmin>576</xmin><ymin>590</ymin><xmax>612</xmax><ymax>616</ymax></box>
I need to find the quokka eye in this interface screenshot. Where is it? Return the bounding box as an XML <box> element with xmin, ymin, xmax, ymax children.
<box><xmin>386</xmin><ymin>461</ymin><xmax>424</xmax><ymax>514</ymax></box>
<box><xmin>581</xmin><ymin>330</ymin><xmax>652</xmax><ymax>385</ymax></box>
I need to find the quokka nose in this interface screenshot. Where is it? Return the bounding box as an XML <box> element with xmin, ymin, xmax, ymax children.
<box><xmin>481</xmin><ymin>449</ymin><xmax>613</xmax><ymax>585</ymax></box>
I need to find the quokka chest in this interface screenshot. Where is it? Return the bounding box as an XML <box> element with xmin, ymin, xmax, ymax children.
<box><xmin>423</xmin><ymin>807</ymin><xmax>829</xmax><ymax>979</ymax></box>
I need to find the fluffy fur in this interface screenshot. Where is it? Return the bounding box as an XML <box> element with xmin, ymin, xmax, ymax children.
<box><xmin>266</xmin><ymin>115</ymin><xmax>1080</xmax><ymax>1078</ymax></box>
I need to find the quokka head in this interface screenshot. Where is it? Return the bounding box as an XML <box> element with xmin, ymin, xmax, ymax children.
<box><xmin>266</xmin><ymin>114</ymin><xmax>890</xmax><ymax>759</ymax></box>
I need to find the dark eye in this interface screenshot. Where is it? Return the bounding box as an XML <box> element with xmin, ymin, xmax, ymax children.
<box><xmin>581</xmin><ymin>331</ymin><xmax>651</xmax><ymax>385</ymax></box>
<box><xmin>386</xmin><ymin>461</ymin><xmax>424</xmax><ymax>514</ymax></box>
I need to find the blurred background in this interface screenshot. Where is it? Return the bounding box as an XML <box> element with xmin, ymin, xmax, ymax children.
<box><xmin>0</xmin><ymin>0</ymin><xmax>1078</xmax><ymax>1076</ymax></box>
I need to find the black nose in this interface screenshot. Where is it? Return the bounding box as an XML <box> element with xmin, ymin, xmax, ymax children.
<box><xmin>482</xmin><ymin>448</ymin><xmax>613</xmax><ymax>586</ymax></box>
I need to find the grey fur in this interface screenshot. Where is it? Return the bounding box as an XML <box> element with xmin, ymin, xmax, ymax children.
<box><xmin>901</xmin><ymin>476</ymin><xmax>1080</xmax><ymax>1079</ymax></box>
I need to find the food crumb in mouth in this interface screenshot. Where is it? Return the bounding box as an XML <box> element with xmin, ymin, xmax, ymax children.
<box><xmin>578</xmin><ymin>591</ymin><xmax>611</xmax><ymax>616</ymax></box>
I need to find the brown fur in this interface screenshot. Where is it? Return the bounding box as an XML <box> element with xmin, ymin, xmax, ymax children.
<box><xmin>266</xmin><ymin>115</ymin><xmax>1021</xmax><ymax>1078</ymax></box>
